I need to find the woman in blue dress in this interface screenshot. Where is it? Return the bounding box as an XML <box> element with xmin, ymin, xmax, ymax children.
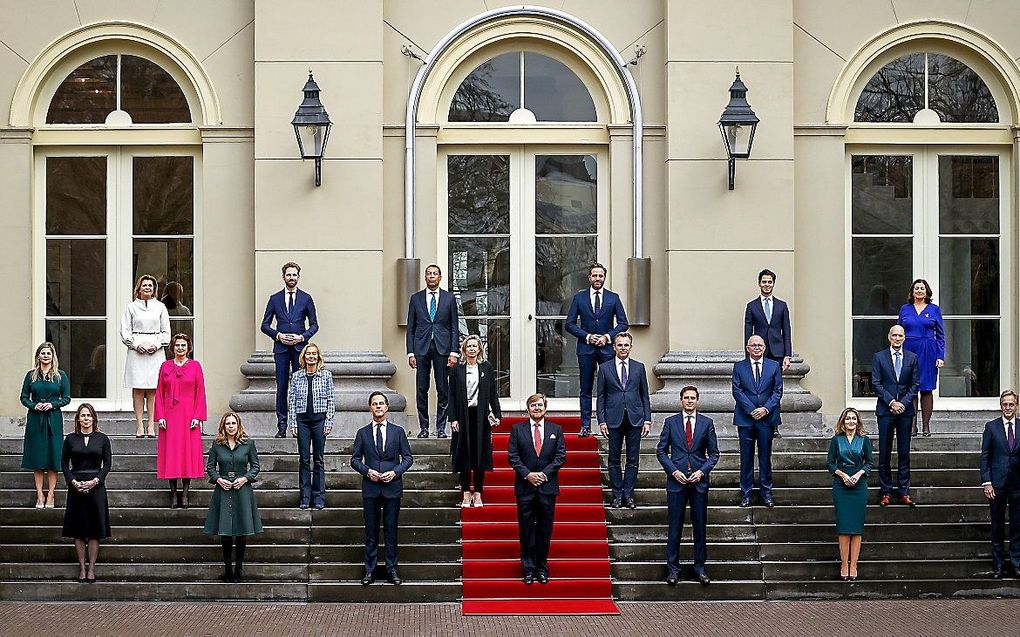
<box><xmin>827</xmin><ymin>407</ymin><xmax>872</xmax><ymax>581</ymax></box>
<box><xmin>897</xmin><ymin>279</ymin><xmax>945</xmax><ymax>437</ymax></box>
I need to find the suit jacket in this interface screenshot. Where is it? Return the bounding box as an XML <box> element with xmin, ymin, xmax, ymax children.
<box><xmin>565</xmin><ymin>288</ymin><xmax>629</xmax><ymax>357</ymax></box>
<box><xmin>656</xmin><ymin>413</ymin><xmax>720</xmax><ymax>494</ymax></box>
<box><xmin>980</xmin><ymin>417</ymin><xmax>1020</xmax><ymax>489</ymax></box>
<box><xmin>507</xmin><ymin>420</ymin><xmax>566</xmax><ymax>497</ymax></box>
<box><xmin>743</xmin><ymin>296</ymin><xmax>792</xmax><ymax>360</ymax></box>
<box><xmin>870</xmin><ymin>348</ymin><xmax>920</xmax><ymax>417</ymax></box>
<box><xmin>261</xmin><ymin>289</ymin><xmax>319</xmax><ymax>354</ymax></box>
<box><xmin>596</xmin><ymin>357</ymin><xmax>651</xmax><ymax>428</ymax></box>
<box><xmin>732</xmin><ymin>357</ymin><xmax>783</xmax><ymax>427</ymax></box>
<box><xmin>350</xmin><ymin>421</ymin><xmax>413</xmax><ymax>498</ymax></box>
<box><xmin>406</xmin><ymin>288</ymin><xmax>460</xmax><ymax>357</ymax></box>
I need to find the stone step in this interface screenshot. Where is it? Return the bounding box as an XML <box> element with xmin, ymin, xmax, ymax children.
<box><xmin>309</xmin><ymin>563</ymin><xmax>461</xmax><ymax>581</ymax></box>
<box><xmin>764</xmin><ymin>578</ymin><xmax>1020</xmax><ymax>600</ymax></box>
<box><xmin>0</xmin><ymin>580</ymin><xmax>308</xmax><ymax>601</ymax></box>
<box><xmin>1</xmin><ymin>544</ymin><xmax>311</xmax><ymax>563</ymax></box>
<box><xmin>0</xmin><ymin>526</ymin><xmax>312</xmax><ymax>545</ymax></box>
<box><xmin>311</xmin><ymin>543</ymin><xmax>461</xmax><ymax>563</ymax></box>
<box><xmin>0</xmin><ymin>562</ymin><xmax>309</xmax><ymax>582</ymax></box>
<box><xmin>613</xmin><ymin>580</ymin><xmax>766</xmax><ymax>600</ymax></box>
<box><xmin>606</xmin><ymin>504</ymin><xmax>989</xmax><ymax>525</ymax></box>
<box><xmin>612</xmin><ymin>560</ymin><xmax>762</xmax><ymax>581</ymax></box>
<box><xmin>0</xmin><ymin>506</ymin><xmax>464</xmax><ymax>526</ymax></box>
<box><xmin>610</xmin><ymin>542</ymin><xmax>760</xmax><ymax>562</ymax></box>
<box><xmin>608</xmin><ymin>523</ymin><xmax>989</xmax><ymax>544</ymax></box>
<box><xmin>308</xmin><ymin>581</ymin><xmax>461</xmax><ymax>602</ymax></box>
<box><xmin>762</xmin><ymin>559</ymin><xmax>998</xmax><ymax>581</ymax></box>
<box><xmin>759</xmin><ymin>541</ymin><xmax>992</xmax><ymax>561</ymax></box>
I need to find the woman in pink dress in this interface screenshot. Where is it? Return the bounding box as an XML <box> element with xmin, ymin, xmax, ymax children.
<box><xmin>154</xmin><ymin>333</ymin><xmax>207</xmax><ymax>509</ymax></box>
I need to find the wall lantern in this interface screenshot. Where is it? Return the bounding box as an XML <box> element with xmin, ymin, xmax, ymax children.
<box><xmin>291</xmin><ymin>72</ymin><xmax>332</xmax><ymax>187</ymax></box>
<box><xmin>717</xmin><ymin>67</ymin><xmax>759</xmax><ymax>191</ymax></box>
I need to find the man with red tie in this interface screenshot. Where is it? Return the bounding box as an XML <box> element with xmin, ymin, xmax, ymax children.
<box><xmin>507</xmin><ymin>394</ymin><xmax>566</xmax><ymax>585</ymax></box>
<box><xmin>657</xmin><ymin>386</ymin><xmax>719</xmax><ymax>586</ymax></box>
<box><xmin>980</xmin><ymin>389</ymin><xmax>1020</xmax><ymax>579</ymax></box>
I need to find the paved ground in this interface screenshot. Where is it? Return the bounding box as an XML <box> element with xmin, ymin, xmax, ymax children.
<box><xmin>1</xmin><ymin>599</ymin><xmax>1017</xmax><ymax>636</ymax></box>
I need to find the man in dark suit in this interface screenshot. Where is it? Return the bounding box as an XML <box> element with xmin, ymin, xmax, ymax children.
<box><xmin>657</xmin><ymin>385</ymin><xmax>719</xmax><ymax>585</ymax></box>
<box><xmin>980</xmin><ymin>389</ymin><xmax>1020</xmax><ymax>579</ymax></box>
<box><xmin>507</xmin><ymin>393</ymin><xmax>566</xmax><ymax>584</ymax></box>
<box><xmin>743</xmin><ymin>268</ymin><xmax>792</xmax><ymax>439</ymax></box>
<box><xmin>565</xmin><ymin>262</ymin><xmax>629</xmax><ymax>437</ymax></box>
<box><xmin>596</xmin><ymin>332</ymin><xmax>651</xmax><ymax>509</ymax></box>
<box><xmin>871</xmin><ymin>324</ymin><xmax>920</xmax><ymax>507</ymax></box>
<box><xmin>261</xmin><ymin>262</ymin><xmax>319</xmax><ymax>438</ymax></box>
<box><xmin>350</xmin><ymin>391</ymin><xmax>413</xmax><ymax>585</ymax></box>
<box><xmin>732</xmin><ymin>335</ymin><xmax>783</xmax><ymax>508</ymax></box>
<box><xmin>406</xmin><ymin>264</ymin><xmax>460</xmax><ymax>439</ymax></box>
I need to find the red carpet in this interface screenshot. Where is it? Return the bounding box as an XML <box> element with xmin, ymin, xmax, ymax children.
<box><xmin>461</xmin><ymin>415</ymin><xmax>620</xmax><ymax>616</ymax></box>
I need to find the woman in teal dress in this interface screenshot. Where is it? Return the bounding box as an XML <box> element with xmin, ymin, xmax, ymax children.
<box><xmin>827</xmin><ymin>407</ymin><xmax>873</xmax><ymax>581</ymax></box>
<box><xmin>204</xmin><ymin>412</ymin><xmax>263</xmax><ymax>583</ymax></box>
<box><xmin>21</xmin><ymin>342</ymin><xmax>71</xmax><ymax>508</ymax></box>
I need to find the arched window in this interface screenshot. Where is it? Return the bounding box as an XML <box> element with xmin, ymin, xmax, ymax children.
<box><xmin>47</xmin><ymin>54</ymin><xmax>191</xmax><ymax>124</ymax></box>
<box><xmin>854</xmin><ymin>52</ymin><xmax>998</xmax><ymax>123</ymax></box>
<box><xmin>448</xmin><ymin>51</ymin><xmax>597</xmax><ymax>122</ymax></box>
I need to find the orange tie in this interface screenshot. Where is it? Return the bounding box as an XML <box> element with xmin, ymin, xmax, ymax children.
<box><xmin>533</xmin><ymin>424</ymin><xmax>542</xmax><ymax>455</ymax></box>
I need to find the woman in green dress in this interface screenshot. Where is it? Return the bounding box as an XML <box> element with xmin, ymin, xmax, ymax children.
<box><xmin>21</xmin><ymin>342</ymin><xmax>71</xmax><ymax>508</ymax></box>
<box><xmin>827</xmin><ymin>407</ymin><xmax>873</xmax><ymax>581</ymax></box>
<box><xmin>204</xmin><ymin>412</ymin><xmax>263</xmax><ymax>583</ymax></box>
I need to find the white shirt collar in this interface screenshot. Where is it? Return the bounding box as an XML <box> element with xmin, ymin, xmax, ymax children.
<box><xmin>890</xmin><ymin>347</ymin><xmax>903</xmax><ymax>356</ymax></box>
<box><xmin>683</xmin><ymin>411</ymin><xmax>697</xmax><ymax>422</ymax></box>
<box><xmin>761</xmin><ymin>295</ymin><xmax>772</xmax><ymax>303</ymax></box>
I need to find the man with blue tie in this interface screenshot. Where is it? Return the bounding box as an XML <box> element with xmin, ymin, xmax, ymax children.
<box><xmin>596</xmin><ymin>332</ymin><xmax>651</xmax><ymax>509</ymax></box>
<box><xmin>732</xmin><ymin>335</ymin><xmax>783</xmax><ymax>508</ymax></box>
<box><xmin>871</xmin><ymin>324</ymin><xmax>920</xmax><ymax>508</ymax></box>
<box><xmin>350</xmin><ymin>392</ymin><xmax>413</xmax><ymax>585</ymax></box>
<box><xmin>743</xmin><ymin>269</ymin><xmax>792</xmax><ymax>439</ymax></box>
<box><xmin>981</xmin><ymin>390</ymin><xmax>1020</xmax><ymax>579</ymax></box>
<box><xmin>406</xmin><ymin>264</ymin><xmax>460</xmax><ymax>439</ymax></box>
<box><xmin>565</xmin><ymin>263</ymin><xmax>629</xmax><ymax>437</ymax></box>
<box><xmin>261</xmin><ymin>262</ymin><xmax>319</xmax><ymax>438</ymax></box>
<box><xmin>657</xmin><ymin>386</ymin><xmax>719</xmax><ymax>586</ymax></box>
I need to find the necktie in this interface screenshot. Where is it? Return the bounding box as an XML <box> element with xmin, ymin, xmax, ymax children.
<box><xmin>754</xmin><ymin>361</ymin><xmax>761</xmax><ymax>385</ymax></box>
<box><xmin>685</xmin><ymin>416</ymin><xmax>693</xmax><ymax>448</ymax></box>
<box><xmin>429</xmin><ymin>292</ymin><xmax>437</xmax><ymax>321</ymax></box>
<box><xmin>287</xmin><ymin>291</ymin><xmax>294</xmax><ymax>315</ymax></box>
<box><xmin>1008</xmin><ymin>421</ymin><xmax>1015</xmax><ymax>452</ymax></box>
<box><xmin>533</xmin><ymin>423</ymin><xmax>542</xmax><ymax>455</ymax></box>
<box><xmin>764</xmin><ymin>297</ymin><xmax>772</xmax><ymax>323</ymax></box>
<box><xmin>375</xmin><ymin>424</ymin><xmax>384</xmax><ymax>454</ymax></box>
<box><xmin>594</xmin><ymin>290</ymin><xmax>602</xmax><ymax>315</ymax></box>
<box><xmin>620</xmin><ymin>361</ymin><xmax>628</xmax><ymax>387</ymax></box>
<box><xmin>894</xmin><ymin>351</ymin><xmax>902</xmax><ymax>379</ymax></box>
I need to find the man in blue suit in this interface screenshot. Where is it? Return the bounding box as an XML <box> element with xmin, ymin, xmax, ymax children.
<box><xmin>732</xmin><ymin>335</ymin><xmax>783</xmax><ymax>508</ymax></box>
<box><xmin>743</xmin><ymin>269</ymin><xmax>792</xmax><ymax>439</ymax></box>
<box><xmin>871</xmin><ymin>324</ymin><xmax>920</xmax><ymax>507</ymax></box>
<box><xmin>981</xmin><ymin>389</ymin><xmax>1020</xmax><ymax>579</ymax></box>
<box><xmin>350</xmin><ymin>392</ymin><xmax>413</xmax><ymax>585</ymax></box>
<box><xmin>406</xmin><ymin>264</ymin><xmax>460</xmax><ymax>439</ymax></box>
<box><xmin>657</xmin><ymin>385</ymin><xmax>719</xmax><ymax>586</ymax></box>
<box><xmin>507</xmin><ymin>393</ymin><xmax>566</xmax><ymax>584</ymax></box>
<box><xmin>261</xmin><ymin>262</ymin><xmax>319</xmax><ymax>438</ymax></box>
<box><xmin>596</xmin><ymin>332</ymin><xmax>651</xmax><ymax>509</ymax></box>
<box><xmin>565</xmin><ymin>263</ymin><xmax>629</xmax><ymax>437</ymax></box>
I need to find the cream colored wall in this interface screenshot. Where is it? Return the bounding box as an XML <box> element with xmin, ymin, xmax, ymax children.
<box><xmin>0</xmin><ymin>139</ymin><xmax>33</xmax><ymax>417</ymax></box>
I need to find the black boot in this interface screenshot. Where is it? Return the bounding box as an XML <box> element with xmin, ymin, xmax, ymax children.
<box><xmin>181</xmin><ymin>479</ymin><xmax>191</xmax><ymax>509</ymax></box>
<box><xmin>233</xmin><ymin>537</ymin><xmax>247</xmax><ymax>583</ymax></box>
<box><xmin>219</xmin><ymin>537</ymin><xmax>234</xmax><ymax>582</ymax></box>
<box><xmin>169</xmin><ymin>480</ymin><xmax>180</xmax><ymax>510</ymax></box>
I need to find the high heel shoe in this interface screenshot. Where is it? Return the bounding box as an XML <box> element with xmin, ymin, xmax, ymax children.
<box><xmin>472</xmin><ymin>494</ymin><xmax>484</xmax><ymax>508</ymax></box>
<box><xmin>922</xmin><ymin>428</ymin><xmax>932</xmax><ymax>437</ymax></box>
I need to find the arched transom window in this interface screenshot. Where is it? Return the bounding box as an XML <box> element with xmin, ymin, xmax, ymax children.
<box><xmin>854</xmin><ymin>52</ymin><xmax>998</xmax><ymax>123</ymax></box>
<box><xmin>448</xmin><ymin>51</ymin><xmax>597</xmax><ymax>123</ymax></box>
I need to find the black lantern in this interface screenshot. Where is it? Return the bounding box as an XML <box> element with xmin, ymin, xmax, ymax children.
<box><xmin>291</xmin><ymin>72</ymin><xmax>332</xmax><ymax>187</ymax></box>
<box><xmin>717</xmin><ymin>67</ymin><xmax>759</xmax><ymax>190</ymax></box>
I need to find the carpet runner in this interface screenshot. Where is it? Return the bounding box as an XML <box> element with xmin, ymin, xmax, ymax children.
<box><xmin>460</xmin><ymin>415</ymin><xmax>620</xmax><ymax>615</ymax></box>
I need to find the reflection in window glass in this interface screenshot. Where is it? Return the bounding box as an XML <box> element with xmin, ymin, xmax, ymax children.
<box><xmin>940</xmin><ymin>319</ymin><xmax>999</xmax><ymax>397</ymax></box>
<box><xmin>45</xmin><ymin>320</ymin><xmax>106</xmax><ymax>399</ymax></box>
<box><xmin>939</xmin><ymin>238</ymin><xmax>999</xmax><ymax>315</ymax></box>
<box><xmin>46</xmin><ymin>156</ymin><xmax>107</xmax><ymax>235</ymax></box>
<box><xmin>939</xmin><ymin>156</ymin><xmax>998</xmax><ymax>234</ymax></box>
<box><xmin>928</xmin><ymin>54</ymin><xmax>998</xmax><ymax>123</ymax></box>
<box><xmin>47</xmin><ymin>56</ymin><xmax>117</xmax><ymax>124</ymax></box>
<box><xmin>851</xmin><ymin>155</ymin><xmax>912</xmax><ymax>234</ymax></box>
<box><xmin>524</xmin><ymin>53</ymin><xmax>596</xmax><ymax>122</ymax></box>
<box><xmin>133</xmin><ymin>238</ymin><xmax>194</xmax><ymax>313</ymax></box>
<box><xmin>851</xmin><ymin>319</ymin><xmax>894</xmax><ymax>397</ymax></box>
<box><xmin>447</xmin><ymin>155</ymin><xmax>510</xmax><ymax>234</ymax></box>
<box><xmin>535</xmin><ymin>155</ymin><xmax>597</xmax><ymax>234</ymax></box>
<box><xmin>133</xmin><ymin>157</ymin><xmax>194</xmax><ymax>234</ymax></box>
<box><xmin>854</xmin><ymin>53</ymin><xmax>924</xmax><ymax>123</ymax></box>
<box><xmin>46</xmin><ymin>239</ymin><xmax>106</xmax><ymax>317</ymax></box>
<box><xmin>448</xmin><ymin>53</ymin><xmax>519</xmax><ymax>122</ymax></box>
<box><xmin>121</xmin><ymin>55</ymin><xmax>192</xmax><ymax>123</ymax></box>
<box><xmin>851</xmin><ymin>237</ymin><xmax>912</xmax><ymax>316</ymax></box>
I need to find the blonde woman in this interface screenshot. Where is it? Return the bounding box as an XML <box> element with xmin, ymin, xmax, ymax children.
<box><xmin>120</xmin><ymin>274</ymin><xmax>170</xmax><ymax>437</ymax></box>
<box><xmin>827</xmin><ymin>407</ymin><xmax>873</xmax><ymax>581</ymax></box>
<box><xmin>21</xmin><ymin>342</ymin><xmax>71</xmax><ymax>508</ymax></box>
<box><xmin>448</xmin><ymin>335</ymin><xmax>502</xmax><ymax>508</ymax></box>
<box><xmin>204</xmin><ymin>412</ymin><xmax>263</xmax><ymax>582</ymax></box>
<box><xmin>287</xmin><ymin>343</ymin><xmax>335</xmax><ymax>510</ymax></box>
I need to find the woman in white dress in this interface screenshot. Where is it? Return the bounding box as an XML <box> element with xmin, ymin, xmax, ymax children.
<box><xmin>121</xmin><ymin>275</ymin><xmax>170</xmax><ymax>437</ymax></box>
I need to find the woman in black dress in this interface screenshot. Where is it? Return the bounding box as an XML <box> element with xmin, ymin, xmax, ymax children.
<box><xmin>448</xmin><ymin>334</ymin><xmax>502</xmax><ymax>508</ymax></box>
<box><xmin>61</xmin><ymin>403</ymin><xmax>112</xmax><ymax>583</ymax></box>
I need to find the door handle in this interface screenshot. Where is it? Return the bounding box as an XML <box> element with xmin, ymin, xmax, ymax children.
<box><xmin>527</xmin><ymin>314</ymin><xmax>533</xmax><ymax>321</ymax></box>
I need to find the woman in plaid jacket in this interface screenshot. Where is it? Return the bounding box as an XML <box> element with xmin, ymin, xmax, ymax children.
<box><xmin>287</xmin><ymin>342</ymin><xmax>335</xmax><ymax>509</ymax></box>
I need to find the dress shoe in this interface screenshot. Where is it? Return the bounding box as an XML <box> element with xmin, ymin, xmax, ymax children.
<box><xmin>314</xmin><ymin>503</ymin><xmax>325</xmax><ymax>510</ymax></box>
<box><xmin>625</xmin><ymin>498</ymin><xmax>637</xmax><ymax>510</ymax></box>
<box><xmin>275</xmin><ymin>430</ymin><xmax>287</xmax><ymax>439</ymax></box>
<box><xmin>536</xmin><ymin>571</ymin><xmax>549</xmax><ymax>584</ymax></box>
<box><xmin>577</xmin><ymin>427</ymin><xmax>591</xmax><ymax>438</ymax></box>
<box><xmin>666</xmin><ymin>573</ymin><xmax>680</xmax><ymax>586</ymax></box>
<box><xmin>232</xmin><ymin>565</ymin><xmax>243</xmax><ymax>583</ymax></box>
<box><xmin>879</xmin><ymin>495</ymin><xmax>891</xmax><ymax>507</ymax></box>
<box><xmin>773</xmin><ymin>429</ymin><xmax>782</xmax><ymax>439</ymax></box>
<box><xmin>437</xmin><ymin>431</ymin><xmax>448</xmax><ymax>439</ymax></box>
<box><xmin>739</xmin><ymin>497</ymin><xmax>751</xmax><ymax>508</ymax></box>
<box><xmin>387</xmin><ymin>569</ymin><xmax>402</xmax><ymax>585</ymax></box>
<box><xmin>417</xmin><ymin>430</ymin><xmax>429</xmax><ymax>439</ymax></box>
<box><xmin>695</xmin><ymin>572</ymin><xmax>711</xmax><ymax>585</ymax></box>
<box><xmin>299</xmin><ymin>503</ymin><xmax>309</xmax><ymax>510</ymax></box>
<box><xmin>991</xmin><ymin>568</ymin><xmax>1004</xmax><ymax>579</ymax></box>
<box><xmin>839</xmin><ymin>575</ymin><xmax>850</xmax><ymax>582</ymax></box>
<box><xmin>611</xmin><ymin>497</ymin><xmax>622</xmax><ymax>509</ymax></box>
<box><xmin>762</xmin><ymin>498</ymin><xmax>775</xmax><ymax>509</ymax></box>
<box><xmin>523</xmin><ymin>572</ymin><xmax>534</xmax><ymax>585</ymax></box>
<box><xmin>360</xmin><ymin>573</ymin><xmax>375</xmax><ymax>585</ymax></box>
<box><xmin>899</xmin><ymin>495</ymin><xmax>917</xmax><ymax>508</ymax></box>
